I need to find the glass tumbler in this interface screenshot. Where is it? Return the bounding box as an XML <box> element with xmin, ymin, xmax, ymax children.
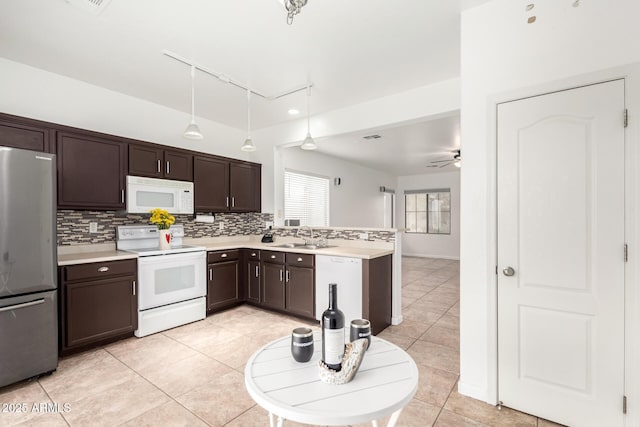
<box><xmin>291</xmin><ymin>327</ymin><xmax>314</xmax><ymax>362</ymax></box>
<box><xmin>350</xmin><ymin>319</ymin><xmax>371</xmax><ymax>350</ymax></box>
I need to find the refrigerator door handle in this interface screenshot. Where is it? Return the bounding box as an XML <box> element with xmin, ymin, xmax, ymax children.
<box><xmin>0</xmin><ymin>298</ymin><xmax>45</xmax><ymax>313</ymax></box>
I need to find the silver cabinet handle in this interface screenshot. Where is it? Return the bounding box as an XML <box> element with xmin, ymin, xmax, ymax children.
<box><xmin>166</xmin><ymin>161</ymin><xmax>170</xmax><ymax>175</ymax></box>
<box><xmin>232</xmin><ymin>197</ymin><xmax>235</xmax><ymax>207</ymax></box>
<box><xmin>279</xmin><ymin>269</ymin><xmax>283</xmax><ymax>282</ymax></box>
<box><xmin>251</xmin><ymin>253</ymin><xmax>256</xmax><ymax>257</ymax></box>
<box><xmin>121</xmin><ymin>189</ymin><xmax>125</xmax><ymax>204</ymax></box>
<box><xmin>221</xmin><ymin>253</ymin><xmax>228</xmax><ymax>258</ymax></box>
<box><xmin>209</xmin><ymin>268</ymin><xmax>213</xmax><ymax>281</ymax></box>
<box><xmin>226</xmin><ymin>197</ymin><xmax>229</xmax><ymax>207</ymax></box>
<box><xmin>132</xmin><ymin>281</ymin><xmax>136</xmax><ymax>296</ymax></box>
<box><xmin>271</xmin><ymin>255</ymin><xmax>276</xmax><ymax>259</ymax></box>
<box><xmin>255</xmin><ymin>265</ymin><xmax>259</xmax><ymax>277</ymax></box>
<box><xmin>297</xmin><ymin>257</ymin><xmax>303</xmax><ymax>262</ymax></box>
<box><xmin>157</xmin><ymin>159</ymin><xmax>161</xmax><ymax>173</ymax></box>
<box><xmin>98</xmin><ymin>266</ymin><xmax>110</xmax><ymax>273</ymax></box>
<box><xmin>0</xmin><ymin>298</ymin><xmax>44</xmax><ymax>313</ymax></box>
<box><xmin>503</xmin><ymin>266</ymin><xmax>515</xmax><ymax>277</ymax></box>
<box><xmin>286</xmin><ymin>270</ymin><xmax>290</xmax><ymax>282</ymax></box>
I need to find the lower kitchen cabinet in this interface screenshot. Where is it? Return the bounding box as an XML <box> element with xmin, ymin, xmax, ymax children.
<box><xmin>261</xmin><ymin>261</ymin><xmax>285</xmax><ymax>310</ymax></box>
<box><xmin>207</xmin><ymin>250</ymin><xmax>241</xmax><ymax>312</ymax></box>
<box><xmin>285</xmin><ymin>265</ymin><xmax>315</xmax><ymax>318</ymax></box>
<box><xmin>247</xmin><ymin>259</ymin><xmax>261</xmax><ymax>304</ymax></box>
<box><xmin>60</xmin><ymin>259</ymin><xmax>137</xmax><ymax>355</ymax></box>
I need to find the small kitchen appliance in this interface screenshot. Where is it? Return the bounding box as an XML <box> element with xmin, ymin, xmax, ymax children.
<box><xmin>116</xmin><ymin>224</ymin><xmax>206</xmax><ymax>337</ymax></box>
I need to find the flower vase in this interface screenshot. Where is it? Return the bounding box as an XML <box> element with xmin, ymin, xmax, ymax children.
<box><xmin>159</xmin><ymin>229</ymin><xmax>171</xmax><ymax>250</ymax></box>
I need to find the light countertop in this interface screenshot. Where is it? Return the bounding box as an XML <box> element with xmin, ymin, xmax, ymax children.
<box><xmin>57</xmin><ymin>236</ymin><xmax>394</xmax><ymax>266</ymax></box>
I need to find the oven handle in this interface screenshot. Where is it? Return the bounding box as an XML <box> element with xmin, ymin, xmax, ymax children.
<box><xmin>0</xmin><ymin>299</ymin><xmax>45</xmax><ymax>313</ymax></box>
<box><xmin>137</xmin><ymin>251</ymin><xmax>206</xmax><ymax>265</ymax></box>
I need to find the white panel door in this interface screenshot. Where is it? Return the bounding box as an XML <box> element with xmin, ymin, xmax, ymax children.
<box><xmin>497</xmin><ymin>80</ymin><xmax>625</xmax><ymax>427</ymax></box>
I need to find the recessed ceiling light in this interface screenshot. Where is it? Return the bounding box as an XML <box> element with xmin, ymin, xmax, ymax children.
<box><xmin>288</xmin><ymin>109</ymin><xmax>300</xmax><ymax>115</ymax></box>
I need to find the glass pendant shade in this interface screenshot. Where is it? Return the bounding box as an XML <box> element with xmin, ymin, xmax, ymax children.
<box><xmin>183</xmin><ymin>121</ymin><xmax>203</xmax><ymax>140</ymax></box>
<box><xmin>300</xmin><ymin>132</ymin><xmax>317</xmax><ymax>150</ymax></box>
<box><xmin>241</xmin><ymin>137</ymin><xmax>256</xmax><ymax>152</ymax></box>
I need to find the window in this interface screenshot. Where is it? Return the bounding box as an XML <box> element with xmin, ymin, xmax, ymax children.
<box><xmin>405</xmin><ymin>189</ymin><xmax>450</xmax><ymax>234</ymax></box>
<box><xmin>284</xmin><ymin>170</ymin><xmax>330</xmax><ymax>226</ymax></box>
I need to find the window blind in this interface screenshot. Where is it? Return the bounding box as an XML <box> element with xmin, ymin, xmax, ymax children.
<box><xmin>284</xmin><ymin>170</ymin><xmax>330</xmax><ymax>227</ymax></box>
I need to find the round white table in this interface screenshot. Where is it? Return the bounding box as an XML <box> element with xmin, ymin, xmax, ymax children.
<box><xmin>244</xmin><ymin>334</ymin><xmax>418</xmax><ymax>427</ymax></box>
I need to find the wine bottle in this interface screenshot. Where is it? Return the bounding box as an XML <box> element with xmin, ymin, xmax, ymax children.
<box><xmin>322</xmin><ymin>283</ymin><xmax>345</xmax><ymax>371</ymax></box>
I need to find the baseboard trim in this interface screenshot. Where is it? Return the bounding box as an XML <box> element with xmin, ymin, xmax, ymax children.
<box><xmin>391</xmin><ymin>315</ymin><xmax>403</xmax><ymax>325</ymax></box>
<box><xmin>403</xmin><ymin>252</ymin><xmax>460</xmax><ymax>260</ymax></box>
<box><xmin>457</xmin><ymin>381</ymin><xmax>495</xmax><ymax>405</ymax></box>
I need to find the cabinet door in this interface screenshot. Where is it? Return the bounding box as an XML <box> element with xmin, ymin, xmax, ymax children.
<box><xmin>65</xmin><ymin>276</ymin><xmax>136</xmax><ymax>349</ymax></box>
<box><xmin>194</xmin><ymin>156</ymin><xmax>230</xmax><ymax>211</ymax></box>
<box><xmin>129</xmin><ymin>144</ymin><xmax>163</xmax><ymax>178</ymax></box>
<box><xmin>57</xmin><ymin>132</ymin><xmax>127</xmax><ymax>209</ymax></box>
<box><xmin>262</xmin><ymin>262</ymin><xmax>285</xmax><ymax>310</ymax></box>
<box><xmin>207</xmin><ymin>261</ymin><xmax>239</xmax><ymax>312</ymax></box>
<box><xmin>230</xmin><ymin>162</ymin><xmax>261</xmax><ymax>212</ymax></box>
<box><xmin>286</xmin><ymin>266</ymin><xmax>315</xmax><ymax>319</ymax></box>
<box><xmin>247</xmin><ymin>260</ymin><xmax>261</xmax><ymax>304</ymax></box>
<box><xmin>164</xmin><ymin>149</ymin><xmax>193</xmax><ymax>181</ymax></box>
<box><xmin>0</xmin><ymin>116</ymin><xmax>52</xmax><ymax>152</ymax></box>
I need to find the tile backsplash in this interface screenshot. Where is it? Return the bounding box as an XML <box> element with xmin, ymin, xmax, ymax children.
<box><xmin>56</xmin><ymin>210</ymin><xmax>273</xmax><ymax>246</ymax></box>
<box><xmin>271</xmin><ymin>227</ymin><xmax>396</xmax><ymax>243</ymax></box>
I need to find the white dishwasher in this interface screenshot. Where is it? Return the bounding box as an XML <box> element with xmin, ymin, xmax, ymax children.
<box><xmin>315</xmin><ymin>255</ymin><xmax>362</xmax><ymax>325</ymax></box>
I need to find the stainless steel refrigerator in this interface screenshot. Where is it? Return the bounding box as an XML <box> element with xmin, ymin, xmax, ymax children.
<box><xmin>0</xmin><ymin>147</ymin><xmax>58</xmax><ymax>387</ymax></box>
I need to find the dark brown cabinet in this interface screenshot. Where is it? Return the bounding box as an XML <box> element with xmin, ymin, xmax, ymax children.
<box><xmin>260</xmin><ymin>251</ymin><xmax>315</xmax><ymax>319</ymax></box>
<box><xmin>194</xmin><ymin>156</ymin><xmax>261</xmax><ymax>213</ymax></box>
<box><xmin>56</xmin><ymin>131</ymin><xmax>127</xmax><ymax>210</ymax></box>
<box><xmin>207</xmin><ymin>250</ymin><xmax>241</xmax><ymax>312</ymax></box>
<box><xmin>129</xmin><ymin>144</ymin><xmax>193</xmax><ymax>181</ymax></box>
<box><xmin>60</xmin><ymin>259</ymin><xmax>137</xmax><ymax>355</ymax></box>
<box><xmin>244</xmin><ymin>250</ymin><xmax>261</xmax><ymax>304</ymax></box>
<box><xmin>0</xmin><ymin>114</ymin><xmax>53</xmax><ymax>153</ymax></box>
<box><xmin>363</xmin><ymin>254</ymin><xmax>393</xmax><ymax>335</ymax></box>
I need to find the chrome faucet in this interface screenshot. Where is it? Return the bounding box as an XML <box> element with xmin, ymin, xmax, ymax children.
<box><xmin>296</xmin><ymin>226</ymin><xmax>315</xmax><ymax>245</ymax></box>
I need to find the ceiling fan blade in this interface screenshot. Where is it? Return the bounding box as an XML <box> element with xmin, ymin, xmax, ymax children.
<box><xmin>439</xmin><ymin>162</ymin><xmax>451</xmax><ymax>168</ymax></box>
<box><xmin>430</xmin><ymin>159</ymin><xmax>453</xmax><ymax>163</ymax></box>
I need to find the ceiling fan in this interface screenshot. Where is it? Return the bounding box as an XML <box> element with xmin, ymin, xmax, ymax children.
<box><xmin>427</xmin><ymin>149</ymin><xmax>461</xmax><ymax>168</ymax></box>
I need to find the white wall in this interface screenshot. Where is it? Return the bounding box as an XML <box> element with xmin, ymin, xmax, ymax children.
<box><xmin>460</xmin><ymin>1</ymin><xmax>640</xmax><ymax>420</ymax></box>
<box><xmin>397</xmin><ymin>171</ymin><xmax>460</xmax><ymax>259</ymax></box>
<box><xmin>279</xmin><ymin>148</ymin><xmax>396</xmax><ymax>228</ymax></box>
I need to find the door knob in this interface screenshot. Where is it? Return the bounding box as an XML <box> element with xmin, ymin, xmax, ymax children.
<box><xmin>502</xmin><ymin>266</ymin><xmax>515</xmax><ymax>277</ymax></box>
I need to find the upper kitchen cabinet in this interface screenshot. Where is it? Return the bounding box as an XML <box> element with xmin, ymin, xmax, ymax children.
<box><xmin>0</xmin><ymin>113</ymin><xmax>54</xmax><ymax>153</ymax></box>
<box><xmin>129</xmin><ymin>144</ymin><xmax>193</xmax><ymax>181</ymax></box>
<box><xmin>56</xmin><ymin>131</ymin><xmax>127</xmax><ymax>210</ymax></box>
<box><xmin>194</xmin><ymin>156</ymin><xmax>261</xmax><ymax>213</ymax></box>
<box><xmin>194</xmin><ymin>155</ymin><xmax>229</xmax><ymax>211</ymax></box>
<box><xmin>230</xmin><ymin>162</ymin><xmax>261</xmax><ymax>212</ymax></box>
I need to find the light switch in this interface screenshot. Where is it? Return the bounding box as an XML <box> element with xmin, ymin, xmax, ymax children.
<box><xmin>89</xmin><ymin>222</ymin><xmax>98</xmax><ymax>233</ymax></box>
<box><xmin>219</xmin><ymin>222</ymin><xmax>224</xmax><ymax>231</ymax></box>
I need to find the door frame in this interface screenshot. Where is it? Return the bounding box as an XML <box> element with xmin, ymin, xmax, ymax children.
<box><xmin>485</xmin><ymin>64</ymin><xmax>640</xmax><ymax>425</ymax></box>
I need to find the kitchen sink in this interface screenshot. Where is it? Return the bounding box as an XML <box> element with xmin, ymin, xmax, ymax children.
<box><xmin>275</xmin><ymin>243</ymin><xmax>336</xmax><ymax>250</ymax></box>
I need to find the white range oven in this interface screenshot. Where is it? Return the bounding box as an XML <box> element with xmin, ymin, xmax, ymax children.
<box><xmin>117</xmin><ymin>224</ymin><xmax>206</xmax><ymax>337</ymax></box>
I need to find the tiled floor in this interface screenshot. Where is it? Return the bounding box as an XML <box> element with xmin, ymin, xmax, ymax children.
<box><xmin>0</xmin><ymin>257</ymin><xmax>564</xmax><ymax>426</ymax></box>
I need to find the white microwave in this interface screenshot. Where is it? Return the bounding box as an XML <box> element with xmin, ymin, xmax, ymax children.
<box><xmin>126</xmin><ymin>175</ymin><xmax>194</xmax><ymax>214</ymax></box>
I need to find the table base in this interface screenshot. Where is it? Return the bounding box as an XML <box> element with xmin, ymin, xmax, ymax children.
<box><xmin>268</xmin><ymin>408</ymin><xmax>403</xmax><ymax>427</ymax></box>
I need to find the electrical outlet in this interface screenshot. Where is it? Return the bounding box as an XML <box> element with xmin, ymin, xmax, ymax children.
<box><xmin>89</xmin><ymin>222</ymin><xmax>98</xmax><ymax>233</ymax></box>
<box><xmin>358</xmin><ymin>232</ymin><xmax>369</xmax><ymax>240</ymax></box>
<box><xmin>219</xmin><ymin>222</ymin><xmax>224</xmax><ymax>231</ymax></box>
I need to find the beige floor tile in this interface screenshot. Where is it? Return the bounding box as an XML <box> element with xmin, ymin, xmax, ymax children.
<box><xmin>376</xmin><ymin>330</ymin><xmax>417</xmax><ymax>350</ymax></box>
<box><xmin>105</xmin><ymin>332</ymin><xmax>200</xmax><ymax>372</ymax></box>
<box><xmin>434</xmin><ymin>313</ymin><xmax>460</xmax><ymax>332</ymax></box>
<box><xmin>414</xmin><ymin>364</ymin><xmax>459</xmax><ymax>407</ymax></box>
<box><xmin>120</xmin><ymin>400</ymin><xmax>207</xmax><ymax>427</ymax></box>
<box><xmin>419</xmin><ymin>325</ymin><xmax>459</xmax><ymax>349</ymax></box>
<box><xmin>407</xmin><ymin>341</ymin><xmax>459</xmax><ymax>374</ymax></box>
<box><xmin>62</xmin><ymin>375</ymin><xmax>170</xmax><ymax>426</ymax></box>
<box><xmin>382</xmin><ymin>319</ymin><xmax>433</xmax><ymax>339</ymax></box>
<box><xmin>402</xmin><ymin>296</ymin><xmax>419</xmax><ymax>308</ymax></box>
<box><xmin>136</xmin><ymin>353</ymin><xmax>233</xmax><ymax>398</ymax></box>
<box><xmin>351</xmin><ymin>398</ymin><xmax>441</xmax><ymax>427</ymax></box>
<box><xmin>177</xmin><ymin>370</ymin><xmax>255</xmax><ymax>426</ymax></box>
<box><xmin>403</xmin><ymin>289</ymin><xmax>428</xmax><ymax>299</ymax></box>
<box><xmin>435</xmin><ymin>409</ymin><xmax>488</xmax><ymax>427</ymax></box>
<box><xmin>226</xmin><ymin>404</ymin><xmax>327</xmax><ymax>427</ymax></box>
<box><xmin>402</xmin><ymin>307</ymin><xmax>447</xmax><ymax>324</ymax></box>
<box><xmin>0</xmin><ymin>381</ymin><xmax>66</xmax><ymax>427</ymax></box>
<box><xmin>403</xmin><ymin>282</ymin><xmax>440</xmax><ymax>293</ymax></box>
<box><xmin>444</xmin><ymin>391</ymin><xmax>537</xmax><ymax>427</ymax></box>
<box><xmin>163</xmin><ymin>324</ymin><xmax>244</xmax><ymax>351</ymax></box>
<box><xmin>201</xmin><ymin>334</ymin><xmax>274</xmax><ymax>370</ymax></box>
<box><xmin>447</xmin><ymin>302</ymin><xmax>460</xmax><ymax>317</ymax></box>
<box><xmin>39</xmin><ymin>348</ymin><xmax>138</xmax><ymax>404</ymax></box>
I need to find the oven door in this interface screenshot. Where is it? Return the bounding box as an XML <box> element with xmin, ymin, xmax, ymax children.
<box><xmin>137</xmin><ymin>251</ymin><xmax>206</xmax><ymax>310</ymax></box>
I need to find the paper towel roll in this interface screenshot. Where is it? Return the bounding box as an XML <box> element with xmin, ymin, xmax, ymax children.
<box><xmin>195</xmin><ymin>214</ymin><xmax>215</xmax><ymax>223</ymax></box>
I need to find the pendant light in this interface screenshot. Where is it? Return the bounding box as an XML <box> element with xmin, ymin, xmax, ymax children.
<box><xmin>183</xmin><ymin>65</ymin><xmax>203</xmax><ymax>140</ymax></box>
<box><xmin>300</xmin><ymin>85</ymin><xmax>317</xmax><ymax>150</ymax></box>
<box><xmin>241</xmin><ymin>89</ymin><xmax>256</xmax><ymax>152</ymax></box>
